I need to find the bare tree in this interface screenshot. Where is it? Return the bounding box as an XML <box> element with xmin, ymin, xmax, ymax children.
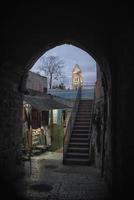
<box><xmin>37</xmin><ymin>56</ymin><xmax>65</xmax><ymax>89</ymax></box>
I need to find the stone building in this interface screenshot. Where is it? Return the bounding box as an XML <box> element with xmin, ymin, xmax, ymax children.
<box><xmin>26</xmin><ymin>71</ymin><xmax>47</xmax><ymax>95</ymax></box>
<box><xmin>22</xmin><ymin>71</ymin><xmax>49</xmax><ymax>152</ymax></box>
<box><xmin>23</xmin><ymin>71</ymin><xmax>70</xmax><ymax>152</ymax></box>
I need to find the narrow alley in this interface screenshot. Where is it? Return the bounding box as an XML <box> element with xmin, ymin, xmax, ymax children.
<box><xmin>14</xmin><ymin>151</ymin><xmax>110</xmax><ymax>200</ymax></box>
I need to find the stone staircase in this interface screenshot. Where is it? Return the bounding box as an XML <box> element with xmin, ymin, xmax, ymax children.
<box><xmin>64</xmin><ymin>100</ymin><xmax>93</xmax><ymax>165</ymax></box>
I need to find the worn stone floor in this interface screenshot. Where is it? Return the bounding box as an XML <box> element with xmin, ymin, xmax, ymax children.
<box><xmin>14</xmin><ymin>151</ymin><xmax>111</xmax><ymax>200</ymax></box>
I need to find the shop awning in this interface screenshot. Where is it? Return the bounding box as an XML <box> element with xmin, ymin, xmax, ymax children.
<box><xmin>23</xmin><ymin>94</ymin><xmax>72</xmax><ymax>111</ymax></box>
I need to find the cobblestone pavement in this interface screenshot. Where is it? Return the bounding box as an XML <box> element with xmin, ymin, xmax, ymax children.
<box><xmin>14</xmin><ymin>152</ymin><xmax>111</xmax><ymax>200</ymax></box>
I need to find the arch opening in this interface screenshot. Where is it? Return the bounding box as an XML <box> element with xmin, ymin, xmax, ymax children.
<box><xmin>0</xmin><ymin>40</ymin><xmax>112</xmax><ymax>200</ymax></box>
<box><xmin>20</xmin><ymin>42</ymin><xmax>112</xmax><ymax>198</ymax></box>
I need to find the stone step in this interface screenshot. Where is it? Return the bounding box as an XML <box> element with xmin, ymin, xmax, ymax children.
<box><xmin>77</xmin><ymin>110</ymin><xmax>92</xmax><ymax>114</ymax></box>
<box><xmin>72</xmin><ymin>130</ymin><xmax>89</xmax><ymax>134</ymax></box>
<box><xmin>78</xmin><ymin>107</ymin><xmax>92</xmax><ymax>109</ymax></box>
<box><xmin>63</xmin><ymin>99</ymin><xmax>93</xmax><ymax>166</ymax></box>
<box><xmin>76</xmin><ymin>116</ymin><xmax>91</xmax><ymax>119</ymax></box>
<box><xmin>74</xmin><ymin>124</ymin><xmax>91</xmax><ymax>127</ymax></box>
<box><xmin>76</xmin><ymin>117</ymin><xmax>92</xmax><ymax>119</ymax></box>
<box><xmin>79</xmin><ymin>101</ymin><xmax>92</xmax><ymax>102</ymax></box>
<box><xmin>77</xmin><ymin>112</ymin><xmax>91</xmax><ymax>115</ymax></box>
<box><xmin>73</xmin><ymin>125</ymin><xmax>91</xmax><ymax>127</ymax></box>
<box><xmin>71</xmin><ymin>134</ymin><xmax>89</xmax><ymax>138</ymax></box>
<box><xmin>69</xmin><ymin>142</ymin><xmax>89</xmax><ymax>148</ymax></box>
<box><xmin>75</xmin><ymin>118</ymin><xmax>91</xmax><ymax>122</ymax></box>
<box><xmin>74</xmin><ymin>122</ymin><xmax>91</xmax><ymax>125</ymax></box>
<box><xmin>73</xmin><ymin>126</ymin><xmax>90</xmax><ymax>130</ymax></box>
<box><xmin>73</xmin><ymin>124</ymin><xmax>91</xmax><ymax>127</ymax></box>
<box><xmin>74</xmin><ymin>123</ymin><xmax>91</xmax><ymax>126</ymax></box>
<box><xmin>71</xmin><ymin>132</ymin><xmax>89</xmax><ymax>136</ymax></box>
<box><xmin>79</xmin><ymin>103</ymin><xmax>92</xmax><ymax>108</ymax></box>
<box><xmin>66</xmin><ymin>152</ymin><xmax>89</xmax><ymax>159</ymax></box>
<box><xmin>74</xmin><ymin>123</ymin><xmax>91</xmax><ymax>125</ymax></box>
<box><xmin>76</xmin><ymin>115</ymin><xmax>92</xmax><ymax>117</ymax></box>
<box><xmin>68</xmin><ymin>147</ymin><xmax>89</xmax><ymax>153</ymax></box>
<box><xmin>72</xmin><ymin>129</ymin><xmax>90</xmax><ymax>133</ymax></box>
<box><xmin>79</xmin><ymin>104</ymin><xmax>92</xmax><ymax>106</ymax></box>
<box><xmin>78</xmin><ymin>105</ymin><xmax>92</xmax><ymax>107</ymax></box>
<box><xmin>78</xmin><ymin>110</ymin><xmax>91</xmax><ymax>111</ymax></box>
<box><xmin>75</xmin><ymin>120</ymin><xmax>91</xmax><ymax>124</ymax></box>
<box><xmin>70</xmin><ymin>138</ymin><xmax>89</xmax><ymax>143</ymax></box>
<box><xmin>79</xmin><ymin>102</ymin><xmax>92</xmax><ymax>104</ymax></box>
<box><xmin>75</xmin><ymin>120</ymin><xmax>91</xmax><ymax>123</ymax></box>
<box><xmin>64</xmin><ymin>158</ymin><xmax>90</xmax><ymax>165</ymax></box>
<box><xmin>78</xmin><ymin>108</ymin><xmax>92</xmax><ymax>110</ymax></box>
<box><xmin>79</xmin><ymin>108</ymin><xmax>92</xmax><ymax>109</ymax></box>
<box><xmin>76</xmin><ymin>114</ymin><xmax>92</xmax><ymax>117</ymax></box>
<box><xmin>79</xmin><ymin>106</ymin><xmax>91</xmax><ymax>108</ymax></box>
<box><xmin>74</xmin><ymin>125</ymin><xmax>91</xmax><ymax>129</ymax></box>
<box><xmin>77</xmin><ymin>112</ymin><xmax>92</xmax><ymax>114</ymax></box>
<box><xmin>76</xmin><ymin>113</ymin><xmax>92</xmax><ymax>116</ymax></box>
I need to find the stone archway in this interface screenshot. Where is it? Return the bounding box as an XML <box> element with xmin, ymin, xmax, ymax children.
<box><xmin>0</xmin><ymin>39</ymin><xmax>113</xmax><ymax>185</ymax></box>
<box><xmin>20</xmin><ymin>41</ymin><xmax>113</xmax><ymax>196</ymax></box>
<box><xmin>1</xmin><ymin>3</ymin><xmax>134</xmax><ymax>198</ymax></box>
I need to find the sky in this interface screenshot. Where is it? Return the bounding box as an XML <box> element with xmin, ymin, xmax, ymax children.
<box><xmin>31</xmin><ymin>44</ymin><xmax>96</xmax><ymax>88</ymax></box>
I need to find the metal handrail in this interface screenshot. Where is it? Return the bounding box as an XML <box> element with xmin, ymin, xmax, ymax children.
<box><xmin>88</xmin><ymin>84</ymin><xmax>96</xmax><ymax>162</ymax></box>
<box><xmin>89</xmin><ymin>85</ymin><xmax>95</xmax><ymax>137</ymax></box>
<box><xmin>63</xmin><ymin>86</ymin><xmax>81</xmax><ymax>163</ymax></box>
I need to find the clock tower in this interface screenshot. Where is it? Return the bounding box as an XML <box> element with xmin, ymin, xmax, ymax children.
<box><xmin>72</xmin><ymin>64</ymin><xmax>83</xmax><ymax>89</ymax></box>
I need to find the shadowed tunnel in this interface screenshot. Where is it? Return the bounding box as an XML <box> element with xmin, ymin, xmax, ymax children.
<box><xmin>0</xmin><ymin>2</ymin><xmax>134</xmax><ymax>199</ymax></box>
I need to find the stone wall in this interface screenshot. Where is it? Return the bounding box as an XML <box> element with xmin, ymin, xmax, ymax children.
<box><xmin>90</xmin><ymin>64</ymin><xmax>106</xmax><ymax>169</ymax></box>
<box><xmin>89</xmin><ymin>61</ymin><xmax>113</xmax><ymax>192</ymax></box>
<box><xmin>0</xmin><ymin>70</ymin><xmax>24</xmax><ymax>181</ymax></box>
